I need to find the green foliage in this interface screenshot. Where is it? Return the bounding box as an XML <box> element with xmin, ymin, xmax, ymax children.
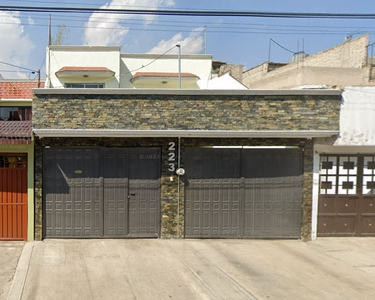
<box><xmin>51</xmin><ymin>24</ymin><xmax>70</xmax><ymax>45</ymax></box>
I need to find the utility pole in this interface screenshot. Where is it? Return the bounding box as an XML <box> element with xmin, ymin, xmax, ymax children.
<box><xmin>177</xmin><ymin>44</ymin><xmax>181</xmax><ymax>89</ymax></box>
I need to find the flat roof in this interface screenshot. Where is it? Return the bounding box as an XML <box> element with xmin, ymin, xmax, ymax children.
<box><xmin>33</xmin><ymin>88</ymin><xmax>342</xmax><ymax>97</ymax></box>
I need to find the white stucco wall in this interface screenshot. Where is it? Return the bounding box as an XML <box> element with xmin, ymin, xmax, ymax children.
<box><xmin>120</xmin><ymin>53</ymin><xmax>213</xmax><ymax>88</ymax></box>
<box><xmin>335</xmin><ymin>87</ymin><xmax>375</xmax><ymax>145</ymax></box>
<box><xmin>203</xmin><ymin>73</ymin><xmax>247</xmax><ymax>89</ymax></box>
<box><xmin>47</xmin><ymin>46</ymin><xmax>121</xmax><ymax>88</ymax></box>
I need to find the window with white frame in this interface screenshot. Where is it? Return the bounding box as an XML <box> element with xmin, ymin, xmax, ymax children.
<box><xmin>65</xmin><ymin>83</ymin><xmax>104</xmax><ymax>88</ymax></box>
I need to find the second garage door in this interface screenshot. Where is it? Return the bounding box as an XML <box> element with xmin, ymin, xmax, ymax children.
<box><xmin>43</xmin><ymin>148</ymin><xmax>161</xmax><ymax>238</ymax></box>
<box><xmin>185</xmin><ymin>148</ymin><xmax>303</xmax><ymax>238</ymax></box>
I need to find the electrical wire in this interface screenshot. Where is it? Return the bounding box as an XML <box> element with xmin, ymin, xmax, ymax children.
<box><xmin>0</xmin><ymin>60</ymin><xmax>37</xmax><ymax>72</ymax></box>
<box><xmin>2</xmin><ymin>5</ymin><xmax>375</xmax><ymax>19</ymax></box>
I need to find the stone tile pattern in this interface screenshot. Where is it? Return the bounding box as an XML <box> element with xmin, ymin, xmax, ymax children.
<box><xmin>32</xmin><ymin>93</ymin><xmax>340</xmax><ymax>131</ymax></box>
<box><xmin>32</xmin><ymin>92</ymin><xmax>340</xmax><ymax>241</ymax></box>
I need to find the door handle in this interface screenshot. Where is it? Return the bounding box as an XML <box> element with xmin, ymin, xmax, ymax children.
<box><xmin>128</xmin><ymin>193</ymin><xmax>136</xmax><ymax>199</ymax></box>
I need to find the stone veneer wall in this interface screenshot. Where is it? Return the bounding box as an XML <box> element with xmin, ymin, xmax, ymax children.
<box><xmin>32</xmin><ymin>93</ymin><xmax>340</xmax><ymax>131</ymax></box>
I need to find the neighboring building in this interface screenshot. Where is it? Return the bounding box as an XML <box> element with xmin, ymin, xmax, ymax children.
<box><xmin>313</xmin><ymin>87</ymin><xmax>375</xmax><ymax>238</ymax></box>
<box><xmin>32</xmin><ymin>88</ymin><xmax>341</xmax><ymax>241</ymax></box>
<box><xmin>237</xmin><ymin>33</ymin><xmax>375</xmax><ymax>238</ymax></box>
<box><xmin>46</xmin><ymin>45</ymin><xmax>247</xmax><ymax>90</ymax></box>
<box><xmin>242</xmin><ymin>35</ymin><xmax>373</xmax><ymax>89</ymax></box>
<box><xmin>0</xmin><ymin>79</ymin><xmax>43</xmax><ymax>241</ymax></box>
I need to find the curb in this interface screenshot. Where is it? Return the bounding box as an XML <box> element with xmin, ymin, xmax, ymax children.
<box><xmin>7</xmin><ymin>242</ymin><xmax>34</xmax><ymax>300</ymax></box>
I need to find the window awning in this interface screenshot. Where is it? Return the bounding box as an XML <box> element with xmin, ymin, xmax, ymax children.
<box><xmin>131</xmin><ymin>72</ymin><xmax>200</xmax><ymax>88</ymax></box>
<box><xmin>55</xmin><ymin>67</ymin><xmax>115</xmax><ymax>79</ymax></box>
<box><xmin>0</xmin><ymin>121</ymin><xmax>32</xmax><ymax>144</ymax></box>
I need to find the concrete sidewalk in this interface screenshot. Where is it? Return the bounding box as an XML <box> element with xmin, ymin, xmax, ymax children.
<box><xmin>0</xmin><ymin>242</ymin><xmax>24</xmax><ymax>300</ymax></box>
<box><xmin>7</xmin><ymin>238</ymin><xmax>375</xmax><ymax>300</ymax></box>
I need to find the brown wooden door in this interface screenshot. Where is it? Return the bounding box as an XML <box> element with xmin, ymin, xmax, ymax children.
<box><xmin>0</xmin><ymin>154</ymin><xmax>28</xmax><ymax>240</ymax></box>
<box><xmin>318</xmin><ymin>155</ymin><xmax>375</xmax><ymax>236</ymax></box>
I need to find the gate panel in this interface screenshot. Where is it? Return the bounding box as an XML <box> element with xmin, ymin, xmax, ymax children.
<box><xmin>360</xmin><ymin>156</ymin><xmax>375</xmax><ymax>235</ymax></box>
<box><xmin>318</xmin><ymin>155</ymin><xmax>375</xmax><ymax>237</ymax></box>
<box><xmin>242</xmin><ymin>149</ymin><xmax>303</xmax><ymax>238</ymax></box>
<box><xmin>127</xmin><ymin>148</ymin><xmax>161</xmax><ymax>237</ymax></box>
<box><xmin>185</xmin><ymin>148</ymin><xmax>303</xmax><ymax>239</ymax></box>
<box><xmin>185</xmin><ymin>149</ymin><xmax>241</xmax><ymax>238</ymax></box>
<box><xmin>44</xmin><ymin>147</ymin><xmax>161</xmax><ymax>239</ymax></box>
<box><xmin>0</xmin><ymin>155</ymin><xmax>28</xmax><ymax>240</ymax></box>
<box><xmin>44</xmin><ymin>148</ymin><xmax>102</xmax><ymax>238</ymax></box>
<box><xmin>104</xmin><ymin>148</ymin><xmax>128</xmax><ymax>237</ymax></box>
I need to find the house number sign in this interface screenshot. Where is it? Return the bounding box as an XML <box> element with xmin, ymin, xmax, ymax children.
<box><xmin>168</xmin><ymin>141</ymin><xmax>176</xmax><ymax>172</ymax></box>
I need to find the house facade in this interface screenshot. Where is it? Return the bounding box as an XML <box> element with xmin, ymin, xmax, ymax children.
<box><xmin>313</xmin><ymin>87</ymin><xmax>375</xmax><ymax>238</ymax></box>
<box><xmin>32</xmin><ymin>88</ymin><xmax>341</xmax><ymax>241</ymax></box>
<box><xmin>46</xmin><ymin>45</ymin><xmax>246</xmax><ymax>90</ymax></box>
<box><xmin>0</xmin><ymin>79</ymin><xmax>43</xmax><ymax>241</ymax></box>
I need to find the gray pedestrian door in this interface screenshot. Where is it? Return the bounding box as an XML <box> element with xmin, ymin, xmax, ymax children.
<box><xmin>44</xmin><ymin>148</ymin><xmax>161</xmax><ymax>238</ymax></box>
<box><xmin>185</xmin><ymin>148</ymin><xmax>303</xmax><ymax>238</ymax></box>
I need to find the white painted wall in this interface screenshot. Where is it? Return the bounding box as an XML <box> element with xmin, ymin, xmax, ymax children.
<box><xmin>47</xmin><ymin>46</ymin><xmax>121</xmax><ymax>88</ymax></box>
<box><xmin>203</xmin><ymin>73</ymin><xmax>248</xmax><ymax>90</ymax></box>
<box><xmin>335</xmin><ymin>87</ymin><xmax>375</xmax><ymax>146</ymax></box>
<box><xmin>120</xmin><ymin>53</ymin><xmax>213</xmax><ymax>88</ymax></box>
<box><xmin>47</xmin><ymin>47</ymin><xmax>214</xmax><ymax>89</ymax></box>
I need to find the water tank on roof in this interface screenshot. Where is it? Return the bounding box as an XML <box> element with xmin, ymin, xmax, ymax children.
<box><xmin>289</xmin><ymin>51</ymin><xmax>309</xmax><ymax>63</ymax></box>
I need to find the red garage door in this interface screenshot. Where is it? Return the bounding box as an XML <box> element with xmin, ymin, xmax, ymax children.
<box><xmin>0</xmin><ymin>154</ymin><xmax>28</xmax><ymax>240</ymax></box>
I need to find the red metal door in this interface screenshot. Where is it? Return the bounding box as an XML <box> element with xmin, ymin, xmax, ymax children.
<box><xmin>0</xmin><ymin>154</ymin><xmax>28</xmax><ymax>240</ymax></box>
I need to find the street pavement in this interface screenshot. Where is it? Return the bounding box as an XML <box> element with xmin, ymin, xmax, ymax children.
<box><xmin>0</xmin><ymin>242</ymin><xmax>24</xmax><ymax>300</ymax></box>
<box><xmin>4</xmin><ymin>238</ymin><xmax>375</xmax><ymax>300</ymax></box>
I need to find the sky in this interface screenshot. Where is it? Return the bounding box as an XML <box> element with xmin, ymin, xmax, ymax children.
<box><xmin>1</xmin><ymin>0</ymin><xmax>375</xmax><ymax>79</ymax></box>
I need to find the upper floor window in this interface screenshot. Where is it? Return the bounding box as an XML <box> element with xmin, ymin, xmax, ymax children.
<box><xmin>65</xmin><ymin>83</ymin><xmax>104</xmax><ymax>88</ymax></box>
<box><xmin>0</xmin><ymin>107</ymin><xmax>32</xmax><ymax>121</ymax></box>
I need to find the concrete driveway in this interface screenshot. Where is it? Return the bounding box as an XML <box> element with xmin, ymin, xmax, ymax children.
<box><xmin>7</xmin><ymin>238</ymin><xmax>375</xmax><ymax>300</ymax></box>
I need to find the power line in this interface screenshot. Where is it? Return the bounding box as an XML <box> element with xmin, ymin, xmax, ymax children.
<box><xmin>11</xmin><ymin>11</ymin><xmax>375</xmax><ymax>30</ymax></box>
<box><xmin>0</xmin><ymin>18</ymin><xmax>371</xmax><ymax>36</ymax></box>
<box><xmin>0</xmin><ymin>60</ymin><xmax>37</xmax><ymax>72</ymax></box>
<box><xmin>2</xmin><ymin>5</ymin><xmax>375</xmax><ymax>19</ymax></box>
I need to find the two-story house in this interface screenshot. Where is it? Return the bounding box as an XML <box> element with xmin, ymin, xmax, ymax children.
<box><xmin>28</xmin><ymin>45</ymin><xmax>342</xmax><ymax>241</ymax></box>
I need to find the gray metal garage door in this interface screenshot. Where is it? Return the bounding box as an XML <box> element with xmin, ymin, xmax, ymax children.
<box><xmin>43</xmin><ymin>148</ymin><xmax>161</xmax><ymax>238</ymax></box>
<box><xmin>185</xmin><ymin>148</ymin><xmax>303</xmax><ymax>238</ymax></box>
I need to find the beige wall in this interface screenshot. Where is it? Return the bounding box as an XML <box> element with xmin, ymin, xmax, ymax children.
<box><xmin>219</xmin><ymin>64</ymin><xmax>243</xmax><ymax>82</ymax></box>
<box><xmin>243</xmin><ymin>35</ymin><xmax>369</xmax><ymax>89</ymax></box>
<box><xmin>247</xmin><ymin>66</ymin><xmax>374</xmax><ymax>89</ymax></box>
